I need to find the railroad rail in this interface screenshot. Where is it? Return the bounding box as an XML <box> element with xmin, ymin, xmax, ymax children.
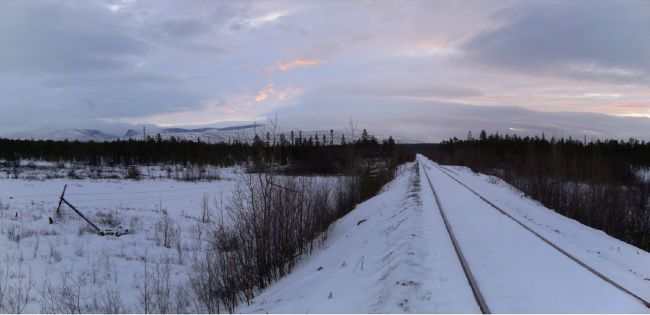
<box><xmin>419</xmin><ymin>158</ymin><xmax>650</xmax><ymax>311</ymax></box>
<box><xmin>420</xmin><ymin>161</ymin><xmax>490</xmax><ymax>313</ymax></box>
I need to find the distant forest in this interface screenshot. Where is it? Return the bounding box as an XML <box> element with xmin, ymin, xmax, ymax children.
<box><xmin>0</xmin><ymin>129</ymin><xmax>415</xmax><ymax>210</ymax></box>
<box><xmin>0</xmin><ymin>129</ymin><xmax>403</xmax><ymax>175</ymax></box>
<box><xmin>425</xmin><ymin>131</ymin><xmax>650</xmax><ymax>252</ymax></box>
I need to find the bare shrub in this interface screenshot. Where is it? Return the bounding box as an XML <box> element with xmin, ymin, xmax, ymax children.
<box><xmin>152</xmin><ymin>261</ymin><xmax>172</xmax><ymax>314</ymax></box>
<box><xmin>0</xmin><ymin>262</ymin><xmax>34</xmax><ymax>314</ymax></box>
<box><xmin>96</xmin><ymin>209</ymin><xmax>122</xmax><ymax>228</ymax></box>
<box><xmin>154</xmin><ymin>211</ymin><xmax>179</xmax><ymax>249</ymax></box>
<box><xmin>32</xmin><ymin>236</ymin><xmax>40</xmax><ymax>259</ymax></box>
<box><xmin>67</xmin><ymin>169</ymin><xmax>81</xmax><ymax>179</ymax></box>
<box><xmin>39</xmin><ymin>271</ymin><xmax>87</xmax><ymax>313</ymax></box>
<box><xmin>190</xmin><ymin>170</ymin><xmax>368</xmax><ymax>312</ymax></box>
<box><xmin>0</xmin><ymin>264</ymin><xmax>8</xmax><ymax>311</ymax></box>
<box><xmin>189</xmin><ymin>246</ymin><xmax>229</xmax><ymax>313</ymax></box>
<box><xmin>137</xmin><ymin>251</ymin><xmax>181</xmax><ymax>314</ymax></box>
<box><xmin>178</xmin><ymin>164</ymin><xmax>220</xmax><ymax>181</ymax></box>
<box><xmin>0</xmin><ymin>199</ymin><xmax>8</xmax><ymax>218</ymax></box>
<box><xmin>20</xmin><ymin>228</ymin><xmax>39</xmax><ymax>239</ymax></box>
<box><xmin>125</xmin><ymin>166</ymin><xmax>141</xmax><ymax>180</ymax></box>
<box><xmin>47</xmin><ymin>241</ymin><xmax>62</xmax><ymax>263</ymax></box>
<box><xmin>189</xmin><ymin>222</ymin><xmax>204</xmax><ymax>252</ymax></box>
<box><xmin>99</xmin><ymin>288</ymin><xmax>127</xmax><ymax>314</ymax></box>
<box><xmin>11</xmin><ymin>161</ymin><xmax>20</xmax><ymax>179</ymax></box>
<box><xmin>200</xmin><ymin>193</ymin><xmax>211</xmax><ymax>223</ymax></box>
<box><xmin>77</xmin><ymin>222</ymin><xmax>96</xmax><ymax>236</ymax></box>
<box><xmin>175</xmin><ymin>236</ymin><xmax>185</xmax><ymax>265</ymax></box>
<box><xmin>138</xmin><ymin>251</ymin><xmax>152</xmax><ymax>314</ymax></box>
<box><xmin>7</xmin><ymin>224</ymin><xmax>20</xmax><ymax>243</ymax></box>
<box><xmin>128</xmin><ymin>215</ymin><xmax>143</xmax><ymax>232</ymax></box>
<box><xmin>173</xmin><ymin>282</ymin><xmax>192</xmax><ymax>313</ymax></box>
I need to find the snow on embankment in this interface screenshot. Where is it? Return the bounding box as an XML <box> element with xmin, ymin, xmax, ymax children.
<box><xmin>442</xmin><ymin>163</ymin><xmax>650</xmax><ymax>303</ymax></box>
<box><xmin>420</xmin><ymin>156</ymin><xmax>650</xmax><ymax>313</ymax></box>
<box><xmin>238</xmin><ymin>162</ymin><xmax>478</xmax><ymax>313</ymax></box>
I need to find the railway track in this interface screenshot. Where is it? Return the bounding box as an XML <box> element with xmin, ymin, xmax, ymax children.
<box><xmin>420</xmin><ymin>160</ymin><xmax>490</xmax><ymax>313</ymax></box>
<box><xmin>418</xmin><ymin>157</ymin><xmax>650</xmax><ymax>313</ymax></box>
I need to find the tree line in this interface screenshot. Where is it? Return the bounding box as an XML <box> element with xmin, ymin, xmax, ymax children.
<box><xmin>0</xmin><ymin>128</ymin><xmax>409</xmax><ymax>205</ymax></box>
<box><xmin>0</xmin><ymin>129</ymin><xmax>398</xmax><ymax>176</ymax></box>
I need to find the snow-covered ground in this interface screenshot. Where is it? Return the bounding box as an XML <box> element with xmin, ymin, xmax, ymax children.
<box><xmin>435</xmin><ymin>160</ymin><xmax>650</xmax><ymax>310</ymax></box>
<box><xmin>239</xmin><ymin>161</ymin><xmax>480</xmax><ymax>313</ymax></box>
<box><xmin>240</xmin><ymin>155</ymin><xmax>650</xmax><ymax>313</ymax></box>
<box><xmin>635</xmin><ymin>167</ymin><xmax>650</xmax><ymax>183</ymax></box>
<box><xmin>0</xmin><ymin>166</ymin><xmax>347</xmax><ymax>313</ymax></box>
<box><xmin>2</xmin><ymin>155</ymin><xmax>650</xmax><ymax>313</ymax></box>
<box><xmin>420</xmin><ymin>157</ymin><xmax>649</xmax><ymax>313</ymax></box>
<box><xmin>0</xmin><ymin>160</ymin><xmax>223</xmax><ymax>181</ymax></box>
<box><xmin>0</xmin><ymin>169</ymin><xmax>241</xmax><ymax>313</ymax></box>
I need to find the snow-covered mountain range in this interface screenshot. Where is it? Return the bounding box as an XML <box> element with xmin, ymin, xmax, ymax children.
<box><xmin>6</xmin><ymin>128</ymin><xmax>118</xmax><ymax>141</ymax></box>
<box><xmin>4</xmin><ymin>123</ymin><xmax>418</xmax><ymax>143</ymax></box>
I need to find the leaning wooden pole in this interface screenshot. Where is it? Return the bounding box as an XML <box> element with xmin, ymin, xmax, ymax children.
<box><xmin>61</xmin><ymin>198</ymin><xmax>101</xmax><ymax>233</ymax></box>
<box><xmin>56</xmin><ymin>184</ymin><xmax>67</xmax><ymax>216</ymax></box>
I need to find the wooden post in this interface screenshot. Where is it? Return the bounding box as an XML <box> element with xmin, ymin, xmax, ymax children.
<box><xmin>61</xmin><ymin>198</ymin><xmax>101</xmax><ymax>233</ymax></box>
<box><xmin>56</xmin><ymin>184</ymin><xmax>67</xmax><ymax>217</ymax></box>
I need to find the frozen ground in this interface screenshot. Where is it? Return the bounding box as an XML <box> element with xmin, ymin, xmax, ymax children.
<box><xmin>420</xmin><ymin>156</ymin><xmax>649</xmax><ymax>313</ymax></box>
<box><xmin>239</xmin><ymin>156</ymin><xmax>650</xmax><ymax>313</ymax></box>
<box><xmin>635</xmin><ymin>167</ymin><xmax>650</xmax><ymax>183</ymax></box>
<box><xmin>436</xmin><ymin>160</ymin><xmax>650</xmax><ymax>310</ymax></box>
<box><xmin>0</xmin><ymin>160</ymin><xmax>222</xmax><ymax>181</ymax></box>
<box><xmin>2</xmin><ymin>156</ymin><xmax>650</xmax><ymax>313</ymax></box>
<box><xmin>239</xmin><ymin>161</ymin><xmax>480</xmax><ymax>313</ymax></box>
<box><xmin>0</xmin><ymin>168</ymin><xmax>240</xmax><ymax>313</ymax></box>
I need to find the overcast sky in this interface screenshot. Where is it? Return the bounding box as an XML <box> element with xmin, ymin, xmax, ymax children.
<box><xmin>1</xmin><ymin>0</ymin><xmax>650</xmax><ymax>141</ymax></box>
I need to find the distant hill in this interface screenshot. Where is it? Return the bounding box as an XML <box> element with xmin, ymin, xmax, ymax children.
<box><xmin>6</xmin><ymin>128</ymin><xmax>117</xmax><ymax>141</ymax></box>
<box><xmin>5</xmin><ymin>124</ymin><xmax>415</xmax><ymax>143</ymax></box>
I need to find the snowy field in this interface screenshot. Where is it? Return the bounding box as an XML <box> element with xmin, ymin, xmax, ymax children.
<box><xmin>0</xmin><ymin>160</ymin><xmax>222</xmax><ymax>181</ymax></box>
<box><xmin>635</xmin><ymin>167</ymin><xmax>650</xmax><ymax>183</ymax></box>
<box><xmin>0</xmin><ymin>168</ymin><xmax>240</xmax><ymax>313</ymax></box>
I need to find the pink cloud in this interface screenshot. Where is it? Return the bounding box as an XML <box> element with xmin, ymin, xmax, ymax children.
<box><xmin>262</xmin><ymin>58</ymin><xmax>320</xmax><ymax>73</ymax></box>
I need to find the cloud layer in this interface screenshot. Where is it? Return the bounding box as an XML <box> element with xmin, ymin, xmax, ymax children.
<box><xmin>462</xmin><ymin>1</ymin><xmax>650</xmax><ymax>83</ymax></box>
<box><xmin>1</xmin><ymin>0</ymin><xmax>649</xmax><ymax>140</ymax></box>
